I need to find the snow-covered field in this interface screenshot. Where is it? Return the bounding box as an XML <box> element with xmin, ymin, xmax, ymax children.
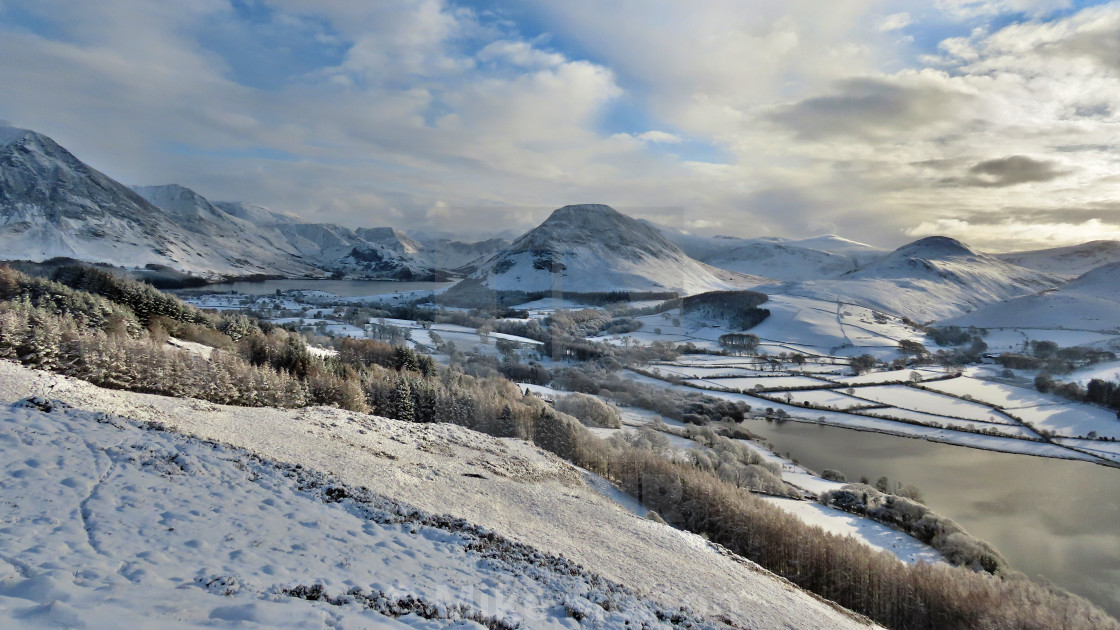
<box><xmin>625</xmin><ymin>369</ymin><xmax>1113</xmax><ymax>463</ymax></box>
<box><xmin>0</xmin><ymin>400</ymin><xmax>670</xmax><ymax>629</ymax></box>
<box><xmin>859</xmin><ymin>408</ymin><xmax>1042</xmax><ymax>438</ymax></box>
<box><xmin>760</xmin><ymin>499</ymin><xmax>944</xmax><ymax>566</ymax></box>
<box><xmin>831</xmin><ymin>369</ymin><xmax>934</xmax><ymax>386</ymax></box>
<box><xmin>844</xmin><ymin>385</ymin><xmax>1016</xmax><ymax>424</ymax></box>
<box><xmin>921</xmin><ymin>378</ymin><xmax>1055</xmax><ymax>409</ymax></box>
<box><xmin>0</xmin><ymin>361</ymin><xmax>877</xmax><ymax>630</ymax></box>
<box><xmin>765</xmin><ymin>388</ymin><xmax>879</xmax><ymax>411</ymax></box>
<box><xmin>1010</xmin><ymin>403</ymin><xmax>1120</xmax><ymax>440</ymax></box>
<box><xmin>1068</xmin><ymin>360</ymin><xmax>1120</xmax><ymax>386</ymax></box>
<box><xmin>691</xmin><ymin>375</ymin><xmax>830</xmax><ymax>391</ymax></box>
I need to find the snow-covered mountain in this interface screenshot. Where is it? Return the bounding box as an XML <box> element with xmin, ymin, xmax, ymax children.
<box><xmin>138</xmin><ymin>184</ymin><xmax>438</xmax><ymax>281</ymax></box>
<box><xmin>649</xmin><ymin>223</ymin><xmax>886</xmax><ymax>281</ymax></box>
<box><xmin>213</xmin><ymin>200</ymin><xmax>301</xmax><ymax>226</ymax></box>
<box><xmin>451</xmin><ymin>204</ymin><xmax>763</xmax><ymax>299</ymax></box>
<box><xmin>949</xmin><ymin>262</ymin><xmax>1120</xmax><ymax>331</ymax></box>
<box><xmin>130</xmin><ymin>184</ymin><xmax>328</xmax><ymax>276</ymax></box>
<box><xmin>0</xmin><ymin>125</ymin><xmax>442</xmax><ymax>280</ymax></box>
<box><xmin>0</xmin><ymin>126</ymin><xmax>318</xmax><ymax>278</ymax></box>
<box><xmin>413</xmin><ymin>237</ymin><xmax>510</xmax><ymax>272</ymax></box>
<box><xmin>355</xmin><ymin>227</ymin><xmax>425</xmax><ymax>256</ymax></box>
<box><xmin>357</xmin><ymin>227</ymin><xmax>508</xmax><ymax>272</ymax></box>
<box><xmin>995</xmin><ymin>240</ymin><xmax>1120</xmax><ymax>280</ymax></box>
<box><xmin>767</xmin><ymin>236</ymin><xmax>1060</xmax><ymax>322</ymax></box>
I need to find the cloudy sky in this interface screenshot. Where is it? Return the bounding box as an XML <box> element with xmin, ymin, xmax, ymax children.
<box><xmin>2</xmin><ymin>0</ymin><xmax>1120</xmax><ymax>250</ymax></box>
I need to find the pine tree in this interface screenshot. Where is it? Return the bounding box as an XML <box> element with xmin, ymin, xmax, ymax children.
<box><xmin>21</xmin><ymin>312</ymin><xmax>61</xmax><ymax>370</ymax></box>
<box><xmin>393</xmin><ymin>377</ymin><xmax>414</xmax><ymax>421</ymax></box>
<box><xmin>497</xmin><ymin>404</ymin><xmax>517</xmax><ymax>437</ymax></box>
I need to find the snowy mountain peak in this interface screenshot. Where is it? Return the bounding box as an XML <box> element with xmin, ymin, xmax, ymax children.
<box><xmin>0</xmin><ymin>124</ymin><xmax>35</xmax><ymax>148</ymax></box>
<box><xmin>213</xmin><ymin>200</ymin><xmax>300</xmax><ymax>226</ymax></box>
<box><xmin>450</xmin><ymin>204</ymin><xmax>761</xmax><ymax>298</ymax></box>
<box><xmin>547</xmin><ymin>203</ymin><xmax>618</xmax><ymax>220</ymax></box>
<box><xmin>891</xmin><ymin>235</ymin><xmax>979</xmax><ymax>259</ymax></box>
<box><xmin>514</xmin><ymin>203</ymin><xmax>679</xmax><ymax>257</ymax></box>
<box><xmin>355</xmin><ymin>226</ymin><xmax>424</xmax><ymax>255</ymax></box>
<box><xmin>131</xmin><ymin>184</ymin><xmax>229</xmax><ymax>222</ymax></box>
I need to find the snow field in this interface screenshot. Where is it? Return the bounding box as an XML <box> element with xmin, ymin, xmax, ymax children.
<box><xmin>831</xmin><ymin>369</ymin><xmax>938</xmax><ymax>386</ymax></box>
<box><xmin>629</xmin><ymin>373</ymin><xmax>1108</xmax><ymax>462</ymax></box>
<box><xmin>1068</xmin><ymin>360</ymin><xmax>1120</xmax><ymax>386</ymax></box>
<box><xmin>1009</xmin><ymin>403</ymin><xmax>1120</xmax><ymax>440</ymax></box>
<box><xmin>0</xmin><ymin>400</ymin><xmax>649</xmax><ymax>629</ymax></box>
<box><xmin>690</xmin><ymin>375</ymin><xmax>830</xmax><ymax>391</ymax></box>
<box><xmin>921</xmin><ymin>378</ymin><xmax>1057</xmax><ymax>409</ymax></box>
<box><xmin>844</xmin><ymin>385</ymin><xmax>1018</xmax><ymax>424</ymax></box>
<box><xmin>857</xmin><ymin>408</ymin><xmax>1042</xmax><ymax>439</ymax></box>
<box><xmin>760</xmin><ymin>498</ymin><xmax>944</xmax><ymax>566</ymax></box>
<box><xmin>763</xmin><ymin>389</ymin><xmax>877</xmax><ymax>411</ymax></box>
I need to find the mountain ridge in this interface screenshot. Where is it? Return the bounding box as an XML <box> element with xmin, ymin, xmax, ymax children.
<box><xmin>765</xmin><ymin>235</ymin><xmax>1060</xmax><ymax>322</ymax></box>
<box><xmin>446</xmin><ymin>204</ymin><xmax>764</xmax><ymax>302</ymax></box>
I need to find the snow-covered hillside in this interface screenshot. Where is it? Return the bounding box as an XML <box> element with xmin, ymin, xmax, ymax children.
<box><xmin>995</xmin><ymin>240</ymin><xmax>1120</xmax><ymax>279</ymax></box>
<box><xmin>0</xmin><ymin>125</ymin><xmax>440</xmax><ymax>280</ymax></box>
<box><xmin>0</xmin><ymin>126</ymin><xmax>313</xmax><ymax>278</ymax></box>
<box><xmin>948</xmin><ymin>262</ymin><xmax>1120</xmax><ymax>331</ymax></box>
<box><xmin>0</xmin><ymin>361</ymin><xmax>877</xmax><ymax>630</ymax></box>
<box><xmin>130</xmin><ymin>184</ymin><xmax>324</xmax><ymax>276</ymax></box>
<box><xmin>457</xmin><ymin>204</ymin><xmax>763</xmax><ymax>296</ymax></box>
<box><xmin>139</xmin><ymin>185</ymin><xmax>437</xmax><ymax>281</ymax></box>
<box><xmin>358</xmin><ymin>227</ymin><xmax>509</xmax><ymax>272</ymax></box>
<box><xmin>768</xmin><ymin>236</ymin><xmax>1059</xmax><ymax>322</ymax></box>
<box><xmin>213</xmin><ymin>201</ymin><xmax>301</xmax><ymax>226</ymax></box>
<box><xmin>650</xmin><ymin>224</ymin><xmax>886</xmax><ymax>281</ymax></box>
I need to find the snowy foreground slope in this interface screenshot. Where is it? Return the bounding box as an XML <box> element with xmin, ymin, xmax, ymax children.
<box><xmin>0</xmin><ymin>362</ymin><xmax>875</xmax><ymax>630</ymax></box>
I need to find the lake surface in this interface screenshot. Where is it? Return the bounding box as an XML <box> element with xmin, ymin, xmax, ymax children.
<box><xmin>186</xmin><ymin>279</ymin><xmax>454</xmax><ymax>297</ymax></box>
<box><xmin>743</xmin><ymin>418</ymin><xmax>1120</xmax><ymax>617</ymax></box>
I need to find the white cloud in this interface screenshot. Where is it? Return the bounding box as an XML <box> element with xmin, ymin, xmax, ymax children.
<box><xmin>636</xmin><ymin>131</ymin><xmax>683</xmax><ymax>144</ymax></box>
<box><xmin>478</xmin><ymin>40</ymin><xmax>566</xmax><ymax>69</ymax></box>
<box><xmin>877</xmin><ymin>13</ymin><xmax>912</xmax><ymax>32</ymax></box>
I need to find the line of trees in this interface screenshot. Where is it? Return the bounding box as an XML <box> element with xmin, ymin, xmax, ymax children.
<box><xmin>681</xmin><ymin>290</ymin><xmax>771</xmax><ymax>330</ymax></box>
<box><xmin>820</xmin><ymin>484</ymin><xmax>1006</xmax><ymax>573</ymax></box>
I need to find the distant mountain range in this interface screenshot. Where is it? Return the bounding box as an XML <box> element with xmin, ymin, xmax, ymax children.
<box><xmin>759</xmin><ymin>236</ymin><xmax>1061</xmax><ymax>322</ymax></box>
<box><xmin>0</xmin><ymin>125</ymin><xmax>502</xmax><ymax>281</ymax></box>
<box><xmin>5</xmin><ymin>124</ymin><xmax>1120</xmax><ymax>327</ymax></box>
<box><xmin>650</xmin><ymin>223</ymin><xmax>886</xmax><ymax>281</ymax></box>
